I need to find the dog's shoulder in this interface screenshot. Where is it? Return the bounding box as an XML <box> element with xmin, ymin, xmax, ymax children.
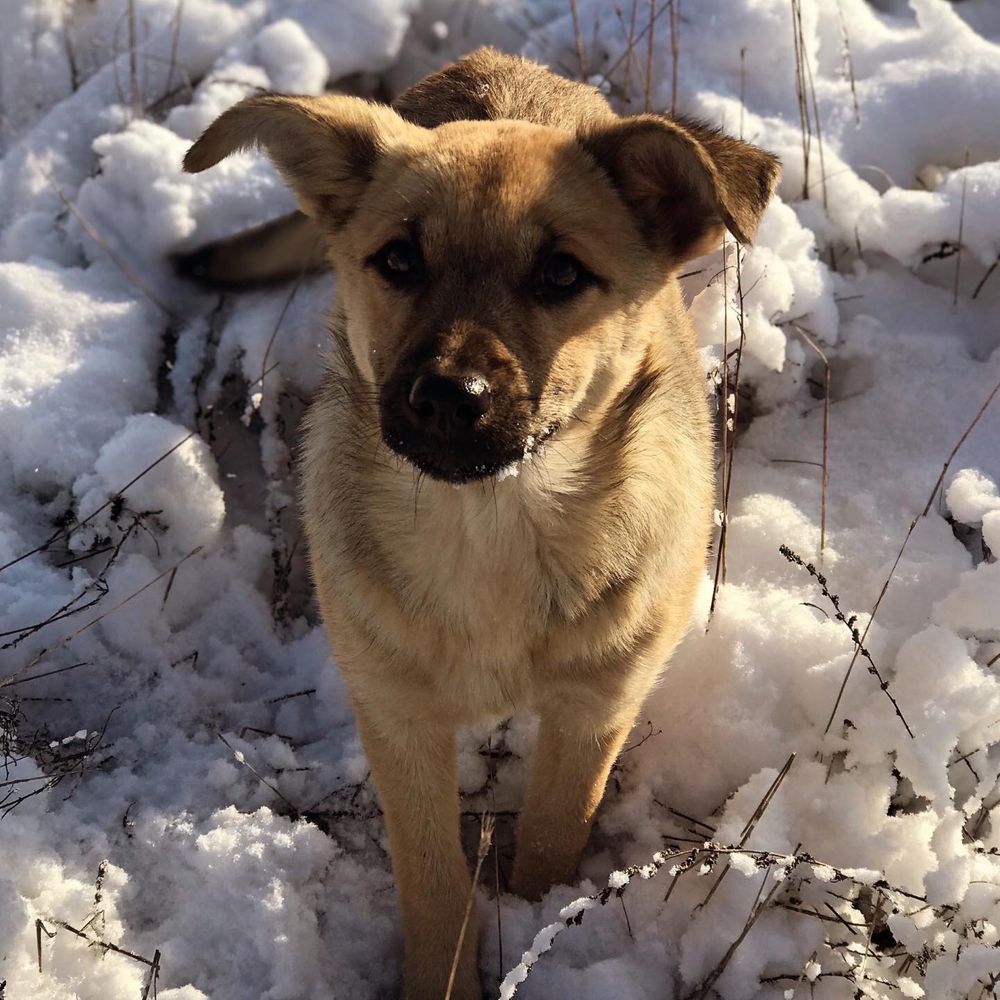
<box><xmin>392</xmin><ymin>46</ymin><xmax>616</xmax><ymax>130</ymax></box>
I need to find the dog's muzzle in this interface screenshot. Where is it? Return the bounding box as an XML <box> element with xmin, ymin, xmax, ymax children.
<box><xmin>379</xmin><ymin>369</ymin><xmax>542</xmax><ymax>483</ymax></box>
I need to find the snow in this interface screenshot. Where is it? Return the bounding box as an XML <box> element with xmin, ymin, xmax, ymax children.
<box><xmin>254</xmin><ymin>20</ymin><xmax>331</xmax><ymax>95</ymax></box>
<box><xmin>73</xmin><ymin>414</ymin><xmax>226</xmax><ymax>559</ymax></box>
<box><xmin>0</xmin><ymin>260</ymin><xmax>160</xmax><ymax>488</ymax></box>
<box><xmin>947</xmin><ymin>468</ymin><xmax>1000</xmax><ymax>525</ymax></box>
<box><xmin>1</xmin><ymin>1</ymin><xmax>999</xmax><ymax>999</ymax></box>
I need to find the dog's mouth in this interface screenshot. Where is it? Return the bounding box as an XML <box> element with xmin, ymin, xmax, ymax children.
<box><xmin>381</xmin><ymin>422</ymin><xmax>559</xmax><ymax>484</ymax></box>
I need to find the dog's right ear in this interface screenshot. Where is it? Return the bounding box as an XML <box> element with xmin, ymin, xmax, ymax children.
<box><xmin>580</xmin><ymin>115</ymin><xmax>780</xmax><ymax>263</ymax></box>
<box><xmin>183</xmin><ymin>94</ymin><xmax>420</xmax><ymax>223</ymax></box>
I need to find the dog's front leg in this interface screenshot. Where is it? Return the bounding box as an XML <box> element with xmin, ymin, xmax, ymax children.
<box><xmin>510</xmin><ymin>700</ymin><xmax>635</xmax><ymax>901</ymax></box>
<box><xmin>353</xmin><ymin>706</ymin><xmax>481</xmax><ymax>1000</ymax></box>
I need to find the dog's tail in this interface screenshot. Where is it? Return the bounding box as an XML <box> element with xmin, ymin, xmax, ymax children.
<box><xmin>173</xmin><ymin>210</ymin><xmax>327</xmax><ymax>286</ymax></box>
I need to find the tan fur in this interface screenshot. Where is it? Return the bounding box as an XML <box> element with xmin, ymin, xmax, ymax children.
<box><xmin>174</xmin><ymin>211</ymin><xmax>327</xmax><ymax>285</ymax></box>
<box><xmin>183</xmin><ymin>47</ymin><xmax>779</xmax><ymax>1000</ymax></box>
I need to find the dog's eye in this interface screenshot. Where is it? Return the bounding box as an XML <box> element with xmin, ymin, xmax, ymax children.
<box><xmin>542</xmin><ymin>254</ymin><xmax>579</xmax><ymax>287</ymax></box>
<box><xmin>537</xmin><ymin>252</ymin><xmax>593</xmax><ymax>302</ymax></box>
<box><xmin>368</xmin><ymin>239</ymin><xmax>423</xmax><ymax>288</ymax></box>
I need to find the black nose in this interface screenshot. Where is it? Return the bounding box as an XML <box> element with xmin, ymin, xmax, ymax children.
<box><xmin>407</xmin><ymin>372</ymin><xmax>492</xmax><ymax>436</ymax></box>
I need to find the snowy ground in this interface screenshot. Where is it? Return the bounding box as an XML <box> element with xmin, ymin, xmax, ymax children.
<box><xmin>1</xmin><ymin>1</ymin><xmax>999</xmax><ymax>998</ymax></box>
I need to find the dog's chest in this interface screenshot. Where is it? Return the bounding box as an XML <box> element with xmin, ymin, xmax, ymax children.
<box><xmin>398</xmin><ymin>480</ymin><xmax>560</xmax><ymax>650</ymax></box>
<box><xmin>335</xmin><ymin>462</ymin><xmax>621</xmax><ymax>717</ymax></box>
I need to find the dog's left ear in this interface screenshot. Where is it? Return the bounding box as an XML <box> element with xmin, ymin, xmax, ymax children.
<box><xmin>580</xmin><ymin>115</ymin><xmax>780</xmax><ymax>262</ymax></box>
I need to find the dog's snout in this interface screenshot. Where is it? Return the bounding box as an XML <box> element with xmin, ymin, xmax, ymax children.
<box><xmin>407</xmin><ymin>372</ymin><xmax>492</xmax><ymax>436</ymax></box>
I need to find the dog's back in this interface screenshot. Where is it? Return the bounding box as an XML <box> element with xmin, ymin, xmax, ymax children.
<box><xmin>393</xmin><ymin>46</ymin><xmax>615</xmax><ymax>129</ymax></box>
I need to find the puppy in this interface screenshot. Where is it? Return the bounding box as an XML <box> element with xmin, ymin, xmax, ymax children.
<box><xmin>182</xmin><ymin>47</ymin><xmax>779</xmax><ymax>1000</ymax></box>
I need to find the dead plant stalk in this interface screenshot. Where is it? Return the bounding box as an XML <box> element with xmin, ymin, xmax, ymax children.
<box><xmin>789</xmin><ymin>322</ymin><xmax>831</xmax><ymax>553</ymax></box>
<box><xmin>644</xmin><ymin>0</ymin><xmax>655</xmax><ymax>112</ymax></box>
<box><xmin>2</xmin><ymin>546</ymin><xmax>203</xmax><ymax>687</ymax></box>
<box><xmin>709</xmin><ymin>246</ymin><xmax>747</xmax><ymax>619</ymax></box>
<box><xmin>568</xmin><ymin>0</ymin><xmax>588</xmax><ymax>80</ymax></box>
<box><xmin>954</xmin><ymin>148</ymin><xmax>970</xmax><ymax>306</ymax></box>
<box><xmin>819</xmin><ymin>373</ymin><xmax>1000</xmax><ymax>737</ymax></box>
<box><xmin>127</xmin><ymin>0</ymin><xmax>141</xmax><ymax>116</ymax></box>
<box><xmin>444</xmin><ymin>814</ymin><xmax>494</xmax><ymax>1000</ymax></box>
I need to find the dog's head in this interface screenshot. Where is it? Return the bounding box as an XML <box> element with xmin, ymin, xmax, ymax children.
<box><xmin>185</xmin><ymin>92</ymin><xmax>778</xmax><ymax>483</ymax></box>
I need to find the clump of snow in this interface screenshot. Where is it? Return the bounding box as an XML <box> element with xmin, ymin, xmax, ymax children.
<box><xmin>73</xmin><ymin>414</ymin><xmax>226</xmax><ymax>560</ymax></box>
<box><xmin>2</xmin><ymin>1</ymin><xmax>1000</xmax><ymax>999</ymax></box>
<box><xmin>728</xmin><ymin>852</ymin><xmax>759</xmax><ymax>877</ymax></box>
<box><xmin>934</xmin><ymin>563</ymin><xmax>1000</xmax><ymax>641</ymax></box>
<box><xmin>686</xmin><ymin>199</ymin><xmax>838</xmax><ymax>377</ymax></box>
<box><xmin>984</xmin><ymin>511</ymin><xmax>1000</xmax><ymax>553</ymax></box>
<box><xmin>0</xmin><ymin>260</ymin><xmax>160</xmax><ymax>490</ymax></box>
<box><xmin>254</xmin><ymin>19</ymin><xmax>330</xmax><ymax>95</ymax></box>
<box><xmin>947</xmin><ymin>468</ymin><xmax>1000</xmax><ymax>525</ymax></box>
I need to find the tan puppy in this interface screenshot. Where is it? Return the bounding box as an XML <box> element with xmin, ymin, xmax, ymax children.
<box><xmin>183</xmin><ymin>48</ymin><xmax>779</xmax><ymax>1000</ymax></box>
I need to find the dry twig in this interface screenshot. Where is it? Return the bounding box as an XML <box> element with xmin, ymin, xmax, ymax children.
<box><xmin>815</xmin><ymin>374</ymin><xmax>1000</xmax><ymax>737</ymax></box>
<box><xmin>568</xmin><ymin>0</ymin><xmax>588</xmax><ymax>80</ymax></box>
<box><xmin>781</xmin><ymin>545</ymin><xmax>914</xmax><ymax>739</ymax></box>
<box><xmin>498</xmin><ymin>841</ymin><xmax>924</xmax><ymax>996</ymax></box>
<box><xmin>954</xmin><ymin>149</ymin><xmax>970</xmax><ymax>306</ymax></box>
<box><xmin>445</xmin><ymin>814</ymin><xmax>494</xmax><ymax>1000</ymax></box>
<box><xmin>787</xmin><ymin>322</ymin><xmax>831</xmax><ymax>552</ymax></box>
<box><xmin>709</xmin><ymin>246</ymin><xmax>747</xmax><ymax>618</ymax></box>
<box><xmin>2</xmin><ymin>547</ymin><xmax>203</xmax><ymax>688</ymax></box>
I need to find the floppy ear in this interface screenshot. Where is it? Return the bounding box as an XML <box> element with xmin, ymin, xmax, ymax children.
<box><xmin>183</xmin><ymin>93</ymin><xmax>420</xmax><ymax>223</ymax></box>
<box><xmin>580</xmin><ymin>115</ymin><xmax>780</xmax><ymax>261</ymax></box>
